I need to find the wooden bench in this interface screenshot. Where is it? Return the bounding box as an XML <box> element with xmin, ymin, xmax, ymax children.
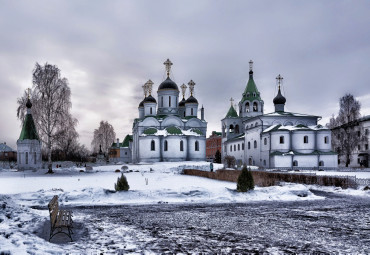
<box><xmin>48</xmin><ymin>195</ymin><xmax>73</xmax><ymax>242</ymax></box>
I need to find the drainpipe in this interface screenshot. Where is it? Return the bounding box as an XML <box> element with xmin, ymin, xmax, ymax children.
<box><xmin>290</xmin><ymin>130</ymin><xmax>293</xmax><ymax>170</ymax></box>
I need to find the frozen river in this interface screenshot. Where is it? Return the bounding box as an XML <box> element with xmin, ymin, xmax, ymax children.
<box><xmin>65</xmin><ymin>190</ymin><xmax>370</xmax><ymax>254</ymax></box>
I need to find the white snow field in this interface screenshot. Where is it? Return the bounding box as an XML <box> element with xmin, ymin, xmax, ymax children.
<box><xmin>1</xmin><ymin>161</ymin><xmax>370</xmax><ymax>253</ymax></box>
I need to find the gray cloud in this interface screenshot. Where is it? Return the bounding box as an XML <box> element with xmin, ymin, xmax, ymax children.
<box><xmin>1</xmin><ymin>0</ymin><xmax>369</xmax><ymax>149</ymax></box>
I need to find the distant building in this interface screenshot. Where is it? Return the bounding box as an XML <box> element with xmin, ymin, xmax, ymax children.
<box><xmin>17</xmin><ymin>98</ymin><xmax>42</xmax><ymax>170</ymax></box>
<box><xmin>206</xmin><ymin>131</ymin><xmax>222</xmax><ymax>161</ymax></box>
<box><xmin>109</xmin><ymin>135</ymin><xmax>133</xmax><ymax>163</ymax></box>
<box><xmin>0</xmin><ymin>142</ymin><xmax>17</xmax><ymax>161</ymax></box>
<box><xmin>221</xmin><ymin>61</ymin><xmax>338</xmax><ymax>169</ymax></box>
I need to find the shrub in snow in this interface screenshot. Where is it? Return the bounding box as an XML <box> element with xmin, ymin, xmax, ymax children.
<box><xmin>115</xmin><ymin>169</ymin><xmax>120</xmax><ymax>173</ymax></box>
<box><xmin>224</xmin><ymin>155</ymin><xmax>236</xmax><ymax>169</ymax></box>
<box><xmin>115</xmin><ymin>173</ymin><xmax>130</xmax><ymax>191</ymax></box>
<box><xmin>214</xmin><ymin>150</ymin><xmax>222</xmax><ymax>164</ymax></box>
<box><xmin>237</xmin><ymin>167</ymin><xmax>254</xmax><ymax>192</ymax></box>
<box><xmin>121</xmin><ymin>165</ymin><xmax>128</xmax><ymax>171</ymax></box>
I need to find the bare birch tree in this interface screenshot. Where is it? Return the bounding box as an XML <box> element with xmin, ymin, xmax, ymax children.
<box><xmin>17</xmin><ymin>63</ymin><xmax>72</xmax><ymax>173</ymax></box>
<box><xmin>91</xmin><ymin>121</ymin><xmax>116</xmax><ymax>154</ymax></box>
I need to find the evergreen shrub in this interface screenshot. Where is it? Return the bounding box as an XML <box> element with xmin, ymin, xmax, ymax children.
<box><xmin>115</xmin><ymin>173</ymin><xmax>130</xmax><ymax>191</ymax></box>
<box><xmin>237</xmin><ymin>167</ymin><xmax>255</xmax><ymax>192</ymax></box>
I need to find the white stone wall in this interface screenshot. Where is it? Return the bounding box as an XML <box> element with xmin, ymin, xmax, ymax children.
<box><xmin>291</xmin><ymin>131</ymin><xmax>315</xmax><ymax>153</ymax></box>
<box><xmin>245</xmin><ymin>126</ymin><xmax>262</xmax><ymax>166</ymax></box>
<box><xmin>139</xmin><ymin>136</ymin><xmax>161</xmax><ymax>162</ymax></box>
<box><xmin>318</xmin><ymin>154</ymin><xmax>338</xmax><ymax>168</ymax></box>
<box><xmin>157</xmin><ymin>90</ymin><xmax>179</xmax><ymax>115</ymax></box>
<box><xmin>273</xmin><ymin>155</ymin><xmax>292</xmax><ymax>168</ymax></box>
<box><xmin>185</xmin><ymin>103</ymin><xmax>198</xmax><ymax>117</ymax></box>
<box><xmin>162</xmin><ymin>136</ymin><xmax>187</xmax><ymax>161</ymax></box>
<box><xmin>271</xmin><ymin>131</ymin><xmax>290</xmax><ymax>152</ymax></box>
<box><xmin>316</xmin><ymin>131</ymin><xmax>331</xmax><ymax>152</ymax></box>
<box><xmin>17</xmin><ymin>140</ymin><xmax>42</xmax><ymax>170</ymax></box>
<box><xmin>187</xmin><ymin>136</ymin><xmax>206</xmax><ymax>161</ymax></box>
<box><xmin>292</xmin><ymin>155</ymin><xmax>318</xmax><ymax>167</ymax></box>
<box><xmin>144</xmin><ymin>102</ymin><xmax>157</xmax><ymax>116</ymax></box>
<box><xmin>138</xmin><ymin>107</ymin><xmax>144</xmax><ymax>119</ymax></box>
<box><xmin>225</xmin><ymin>139</ymin><xmax>245</xmax><ymax>163</ymax></box>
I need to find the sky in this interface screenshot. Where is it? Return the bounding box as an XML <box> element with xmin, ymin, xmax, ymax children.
<box><xmin>0</xmin><ymin>0</ymin><xmax>369</xmax><ymax>150</ymax></box>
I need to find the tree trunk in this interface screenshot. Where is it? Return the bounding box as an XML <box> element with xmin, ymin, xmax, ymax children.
<box><xmin>47</xmin><ymin>134</ymin><xmax>53</xmax><ymax>173</ymax></box>
<box><xmin>345</xmin><ymin>154</ymin><xmax>350</xmax><ymax>167</ymax></box>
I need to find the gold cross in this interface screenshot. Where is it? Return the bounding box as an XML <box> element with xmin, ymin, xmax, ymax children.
<box><xmin>163</xmin><ymin>59</ymin><xmax>173</xmax><ymax>77</ymax></box>
<box><xmin>276</xmin><ymin>74</ymin><xmax>283</xmax><ymax>89</ymax></box>
<box><xmin>230</xmin><ymin>97</ymin><xmax>234</xmax><ymax>106</ymax></box>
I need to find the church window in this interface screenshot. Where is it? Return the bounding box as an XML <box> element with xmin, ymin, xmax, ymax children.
<box><xmin>293</xmin><ymin>160</ymin><xmax>298</xmax><ymax>166</ymax></box>
<box><xmin>304</xmin><ymin>136</ymin><xmax>308</xmax><ymax>144</ymax></box>
<box><xmin>230</xmin><ymin>145</ymin><xmax>232</xmax><ymax>152</ymax></box>
<box><xmin>365</xmin><ymin>144</ymin><xmax>368</xmax><ymax>150</ymax></box>
<box><xmin>150</xmin><ymin>107</ymin><xmax>152</xmax><ymax>115</ymax></box>
<box><xmin>34</xmin><ymin>152</ymin><xmax>36</xmax><ymax>164</ymax></box>
<box><xmin>169</xmin><ymin>96</ymin><xmax>171</xmax><ymax>107</ymax></box>
<box><xmin>358</xmin><ymin>158</ymin><xmax>361</xmax><ymax>164</ymax></box>
<box><xmin>151</xmin><ymin>140</ymin><xmax>155</xmax><ymax>151</ymax></box>
<box><xmin>245</xmin><ymin>102</ymin><xmax>250</xmax><ymax>112</ymax></box>
<box><xmin>242</xmin><ymin>143</ymin><xmax>245</xmax><ymax>150</ymax></box>
<box><xmin>324</xmin><ymin>136</ymin><xmax>329</xmax><ymax>144</ymax></box>
<box><xmin>238</xmin><ymin>144</ymin><xmax>240</xmax><ymax>151</ymax></box>
<box><xmin>161</xmin><ymin>97</ymin><xmax>163</xmax><ymax>107</ymax></box>
<box><xmin>358</xmin><ymin>145</ymin><xmax>360</xmax><ymax>150</ymax></box>
<box><xmin>357</xmin><ymin>131</ymin><xmax>360</xmax><ymax>137</ymax></box>
<box><xmin>234</xmin><ymin>145</ymin><xmax>236</xmax><ymax>151</ymax></box>
<box><xmin>229</xmin><ymin>125</ymin><xmax>234</xmax><ymax>133</ymax></box>
<box><xmin>180</xmin><ymin>140</ymin><xmax>184</xmax><ymax>151</ymax></box>
<box><xmin>25</xmin><ymin>152</ymin><xmax>28</xmax><ymax>164</ymax></box>
<box><xmin>253</xmin><ymin>102</ymin><xmax>258</xmax><ymax>112</ymax></box>
<box><xmin>191</xmin><ymin>108</ymin><xmax>193</xmax><ymax>116</ymax></box>
<box><xmin>366</xmin><ymin>129</ymin><xmax>369</xmax><ymax>135</ymax></box>
<box><xmin>184</xmin><ymin>112</ymin><xmax>186</xmax><ymax>117</ymax></box>
<box><xmin>164</xmin><ymin>140</ymin><xmax>168</xmax><ymax>151</ymax></box>
<box><xmin>235</xmin><ymin>125</ymin><xmax>239</xmax><ymax>134</ymax></box>
<box><xmin>319</xmin><ymin>161</ymin><xmax>324</xmax><ymax>167</ymax></box>
<box><xmin>195</xmin><ymin>141</ymin><xmax>199</xmax><ymax>151</ymax></box>
<box><xmin>248</xmin><ymin>142</ymin><xmax>250</xmax><ymax>149</ymax></box>
<box><xmin>264</xmin><ymin>138</ymin><xmax>267</xmax><ymax>145</ymax></box>
<box><xmin>280</xmin><ymin>136</ymin><xmax>284</xmax><ymax>144</ymax></box>
<box><xmin>253</xmin><ymin>92</ymin><xmax>256</xmax><ymax>97</ymax></box>
<box><xmin>254</xmin><ymin>140</ymin><xmax>257</xmax><ymax>148</ymax></box>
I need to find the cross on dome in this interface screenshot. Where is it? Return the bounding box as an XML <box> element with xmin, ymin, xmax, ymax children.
<box><xmin>276</xmin><ymin>74</ymin><xmax>283</xmax><ymax>89</ymax></box>
<box><xmin>180</xmin><ymin>83</ymin><xmax>187</xmax><ymax>99</ymax></box>
<box><xmin>188</xmin><ymin>80</ymin><xmax>195</xmax><ymax>96</ymax></box>
<box><xmin>142</xmin><ymin>83</ymin><xmax>148</xmax><ymax>97</ymax></box>
<box><xmin>146</xmin><ymin>79</ymin><xmax>154</xmax><ymax>95</ymax></box>
<box><xmin>163</xmin><ymin>59</ymin><xmax>173</xmax><ymax>77</ymax></box>
<box><xmin>249</xmin><ymin>60</ymin><xmax>253</xmax><ymax>72</ymax></box>
<box><xmin>230</xmin><ymin>97</ymin><xmax>234</xmax><ymax>106</ymax></box>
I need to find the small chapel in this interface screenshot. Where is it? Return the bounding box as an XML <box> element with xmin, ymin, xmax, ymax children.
<box><xmin>115</xmin><ymin>59</ymin><xmax>208</xmax><ymax>163</ymax></box>
<box><xmin>17</xmin><ymin>96</ymin><xmax>42</xmax><ymax>170</ymax></box>
<box><xmin>222</xmin><ymin>61</ymin><xmax>338</xmax><ymax>169</ymax></box>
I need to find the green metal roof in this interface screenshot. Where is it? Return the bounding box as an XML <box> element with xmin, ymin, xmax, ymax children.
<box><xmin>19</xmin><ymin>114</ymin><xmax>39</xmax><ymax>141</ymax></box>
<box><xmin>240</xmin><ymin>72</ymin><xmax>261</xmax><ymax>103</ymax></box>
<box><xmin>190</xmin><ymin>128</ymin><xmax>203</xmax><ymax>135</ymax></box>
<box><xmin>143</xmin><ymin>128</ymin><xmax>158</xmax><ymax>135</ymax></box>
<box><xmin>270</xmin><ymin>150</ymin><xmax>337</xmax><ymax>156</ymax></box>
<box><xmin>225</xmin><ymin>105</ymin><xmax>238</xmax><ymax>118</ymax></box>
<box><xmin>166</xmin><ymin>126</ymin><xmax>182</xmax><ymax>135</ymax></box>
<box><xmin>122</xmin><ymin>135</ymin><xmax>133</xmax><ymax>147</ymax></box>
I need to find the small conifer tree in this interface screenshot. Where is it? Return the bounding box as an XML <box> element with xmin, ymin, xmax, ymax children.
<box><xmin>214</xmin><ymin>150</ymin><xmax>222</xmax><ymax>163</ymax></box>
<box><xmin>115</xmin><ymin>173</ymin><xmax>130</xmax><ymax>191</ymax></box>
<box><xmin>237</xmin><ymin>166</ymin><xmax>255</xmax><ymax>192</ymax></box>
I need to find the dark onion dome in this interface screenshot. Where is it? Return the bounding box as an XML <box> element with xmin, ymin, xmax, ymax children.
<box><xmin>26</xmin><ymin>98</ymin><xmax>32</xmax><ymax>108</ymax></box>
<box><xmin>178</xmin><ymin>98</ymin><xmax>186</xmax><ymax>107</ymax></box>
<box><xmin>143</xmin><ymin>95</ymin><xmax>157</xmax><ymax>104</ymax></box>
<box><xmin>185</xmin><ymin>95</ymin><xmax>198</xmax><ymax>104</ymax></box>
<box><xmin>139</xmin><ymin>98</ymin><xmax>145</xmax><ymax>108</ymax></box>
<box><xmin>273</xmin><ymin>87</ymin><xmax>286</xmax><ymax>105</ymax></box>
<box><xmin>158</xmin><ymin>77</ymin><xmax>179</xmax><ymax>91</ymax></box>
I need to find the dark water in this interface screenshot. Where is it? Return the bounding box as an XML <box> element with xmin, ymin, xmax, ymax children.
<box><xmin>70</xmin><ymin>190</ymin><xmax>370</xmax><ymax>254</ymax></box>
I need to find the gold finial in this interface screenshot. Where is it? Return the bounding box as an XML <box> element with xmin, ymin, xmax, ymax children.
<box><xmin>163</xmin><ymin>59</ymin><xmax>173</xmax><ymax>77</ymax></box>
<box><xmin>142</xmin><ymin>83</ymin><xmax>148</xmax><ymax>97</ymax></box>
<box><xmin>276</xmin><ymin>74</ymin><xmax>283</xmax><ymax>89</ymax></box>
<box><xmin>147</xmin><ymin>79</ymin><xmax>154</xmax><ymax>95</ymax></box>
<box><xmin>27</xmin><ymin>88</ymin><xmax>31</xmax><ymax>99</ymax></box>
<box><xmin>249</xmin><ymin>60</ymin><xmax>253</xmax><ymax>72</ymax></box>
<box><xmin>188</xmin><ymin>80</ymin><xmax>195</xmax><ymax>96</ymax></box>
<box><xmin>230</xmin><ymin>97</ymin><xmax>234</xmax><ymax>106</ymax></box>
<box><xmin>180</xmin><ymin>83</ymin><xmax>187</xmax><ymax>99</ymax></box>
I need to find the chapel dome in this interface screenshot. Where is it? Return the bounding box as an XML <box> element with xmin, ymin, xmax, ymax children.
<box><xmin>178</xmin><ymin>98</ymin><xmax>186</xmax><ymax>107</ymax></box>
<box><xmin>139</xmin><ymin>99</ymin><xmax>145</xmax><ymax>108</ymax></box>
<box><xmin>273</xmin><ymin>88</ymin><xmax>286</xmax><ymax>105</ymax></box>
<box><xmin>26</xmin><ymin>98</ymin><xmax>32</xmax><ymax>108</ymax></box>
<box><xmin>158</xmin><ymin>77</ymin><xmax>179</xmax><ymax>91</ymax></box>
<box><xmin>185</xmin><ymin>96</ymin><xmax>198</xmax><ymax>104</ymax></box>
<box><xmin>143</xmin><ymin>95</ymin><xmax>157</xmax><ymax>104</ymax></box>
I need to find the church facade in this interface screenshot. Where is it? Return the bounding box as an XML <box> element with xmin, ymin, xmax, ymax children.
<box><xmin>130</xmin><ymin>59</ymin><xmax>207</xmax><ymax>163</ymax></box>
<box><xmin>222</xmin><ymin>61</ymin><xmax>338</xmax><ymax>169</ymax></box>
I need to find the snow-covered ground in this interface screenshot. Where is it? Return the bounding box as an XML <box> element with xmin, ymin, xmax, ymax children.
<box><xmin>1</xmin><ymin>161</ymin><xmax>370</xmax><ymax>253</ymax></box>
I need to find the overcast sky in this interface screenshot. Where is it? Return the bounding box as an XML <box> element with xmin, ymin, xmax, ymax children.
<box><xmin>1</xmin><ymin>0</ymin><xmax>369</xmax><ymax>150</ymax></box>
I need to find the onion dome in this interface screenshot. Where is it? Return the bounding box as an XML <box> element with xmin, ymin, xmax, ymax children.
<box><xmin>139</xmin><ymin>98</ymin><xmax>145</xmax><ymax>108</ymax></box>
<box><xmin>273</xmin><ymin>87</ymin><xmax>286</xmax><ymax>105</ymax></box>
<box><xmin>158</xmin><ymin>77</ymin><xmax>179</xmax><ymax>91</ymax></box>
<box><xmin>185</xmin><ymin>96</ymin><xmax>198</xmax><ymax>104</ymax></box>
<box><xmin>26</xmin><ymin>98</ymin><xmax>32</xmax><ymax>108</ymax></box>
<box><xmin>143</xmin><ymin>95</ymin><xmax>157</xmax><ymax>104</ymax></box>
<box><xmin>178</xmin><ymin>98</ymin><xmax>186</xmax><ymax>107</ymax></box>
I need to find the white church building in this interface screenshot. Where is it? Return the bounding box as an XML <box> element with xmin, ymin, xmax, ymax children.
<box><xmin>222</xmin><ymin>61</ymin><xmax>338</xmax><ymax>169</ymax></box>
<box><xmin>130</xmin><ymin>59</ymin><xmax>207</xmax><ymax>163</ymax></box>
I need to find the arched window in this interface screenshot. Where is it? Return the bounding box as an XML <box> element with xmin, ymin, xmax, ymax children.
<box><xmin>264</xmin><ymin>138</ymin><xmax>267</xmax><ymax>145</ymax></box>
<box><xmin>151</xmin><ymin>140</ymin><xmax>155</xmax><ymax>151</ymax></box>
<box><xmin>280</xmin><ymin>136</ymin><xmax>284</xmax><ymax>144</ymax></box>
<box><xmin>254</xmin><ymin>140</ymin><xmax>257</xmax><ymax>148</ymax></box>
<box><xmin>235</xmin><ymin>125</ymin><xmax>239</xmax><ymax>134</ymax></box>
<box><xmin>25</xmin><ymin>152</ymin><xmax>28</xmax><ymax>164</ymax></box>
<box><xmin>191</xmin><ymin>108</ymin><xmax>193</xmax><ymax>116</ymax></box>
<box><xmin>230</xmin><ymin>145</ymin><xmax>232</xmax><ymax>152</ymax></box>
<box><xmin>242</xmin><ymin>143</ymin><xmax>245</xmax><ymax>150</ymax></box>
<box><xmin>246</xmin><ymin>92</ymin><xmax>250</xmax><ymax>97</ymax></box>
<box><xmin>253</xmin><ymin>102</ymin><xmax>258</xmax><ymax>112</ymax></box>
<box><xmin>164</xmin><ymin>140</ymin><xmax>168</xmax><ymax>151</ymax></box>
<box><xmin>324</xmin><ymin>136</ymin><xmax>329</xmax><ymax>144</ymax></box>
<box><xmin>161</xmin><ymin>97</ymin><xmax>163</xmax><ymax>107</ymax></box>
<box><xmin>34</xmin><ymin>152</ymin><xmax>36</xmax><ymax>164</ymax></box>
<box><xmin>248</xmin><ymin>142</ymin><xmax>251</xmax><ymax>149</ymax></box>
<box><xmin>234</xmin><ymin>145</ymin><xmax>236</xmax><ymax>151</ymax></box>
<box><xmin>180</xmin><ymin>140</ymin><xmax>184</xmax><ymax>151</ymax></box>
<box><xmin>253</xmin><ymin>92</ymin><xmax>256</xmax><ymax>97</ymax></box>
<box><xmin>245</xmin><ymin>102</ymin><xmax>250</xmax><ymax>112</ymax></box>
<box><xmin>169</xmin><ymin>96</ymin><xmax>171</xmax><ymax>107</ymax></box>
<box><xmin>319</xmin><ymin>161</ymin><xmax>324</xmax><ymax>166</ymax></box>
<box><xmin>184</xmin><ymin>112</ymin><xmax>186</xmax><ymax>117</ymax></box>
<box><xmin>255</xmin><ymin>122</ymin><xmax>258</xmax><ymax>127</ymax></box>
<box><xmin>293</xmin><ymin>160</ymin><xmax>298</xmax><ymax>166</ymax></box>
<box><xmin>195</xmin><ymin>141</ymin><xmax>199</xmax><ymax>151</ymax></box>
<box><xmin>304</xmin><ymin>136</ymin><xmax>308</xmax><ymax>144</ymax></box>
<box><xmin>238</xmin><ymin>144</ymin><xmax>240</xmax><ymax>151</ymax></box>
<box><xmin>150</xmin><ymin>107</ymin><xmax>153</xmax><ymax>115</ymax></box>
<box><xmin>229</xmin><ymin>125</ymin><xmax>234</xmax><ymax>133</ymax></box>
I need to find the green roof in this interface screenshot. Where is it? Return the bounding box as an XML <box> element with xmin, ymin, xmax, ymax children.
<box><xmin>19</xmin><ymin>114</ymin><xmax>39</xmax><ymax>141</ymax></box>
<box><xmin>190</xmin><ymin>128</ymin><xmax>203</xmax><ymax>135</ymax></box>
<box><xmin>240</xmin><ymin>72</ymin><xmax>261</xmax><ymax>103</ymax></box>
<box><xmin>143</xmin><ymin>128</ymin><xmax>158</xmax><ymax>135</ymax></box>
<box><xmin>122</xmin><ymin>135</ymin><xmax>133</xmax><ymax>147</ymax></box>
<box><xmin>270</xmin><ymin>150</ymin><xmax>337</xmax><ymax>156</ymax></box>
<box><xmin>225</xmin><ymin>105</ymin><xmax>238</xmax><ymax>118</ymax></box>
<box><xmin>166</xmin><ymin>126</ymin><xmax>183</xmax><ymax>135</ymax></box>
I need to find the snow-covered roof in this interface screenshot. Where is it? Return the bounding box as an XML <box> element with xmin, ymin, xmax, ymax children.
<box><xmin>141</xmin><ymin>127</ymin><xmax>203</xmax><ymax>137</ymax></box>
<box><xmin>263</xmin><ymin>124</ymin><xmax>329</xmax><ymax>133</ymax></box>
<box><xmin>0</xmin><ymin>143</ymin><xmax>15</xmax><ymax>152</ymax></box>
<box><xmin>263</xmin><ymin>111</ymin><xmax>320</xmax><ymax>118</ymax></box>
<box><xmin>270</xmin><ymin>150</ymin><xmax>337</xmax><ymax>156</ymax></box>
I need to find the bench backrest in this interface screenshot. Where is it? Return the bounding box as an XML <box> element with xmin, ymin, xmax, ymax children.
<box><xmin>48</xmin><ymin>195</ymin><xmax>59</xmax><ymax>225</ymax></box>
